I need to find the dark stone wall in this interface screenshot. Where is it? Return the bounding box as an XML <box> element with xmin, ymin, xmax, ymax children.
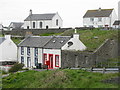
<box><xmin>61</xmin><ymin>39</ymin><xmax>118</xmax><ymax>68</ymax></box>
<box><xmin>3</xmin><ymin>28</ymin><xmax>72</xmax><ymax>36</ymax></box>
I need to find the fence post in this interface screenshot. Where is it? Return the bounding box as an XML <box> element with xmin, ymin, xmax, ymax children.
<box><xmin>90</xmin><ymin>67</ymin><xmax>93</xmax><ymax>72</ymax></box>
<box><xmin>103</xmin><ymin>67</ymin><xmax>105</xmax><ymax>74</ymax></box>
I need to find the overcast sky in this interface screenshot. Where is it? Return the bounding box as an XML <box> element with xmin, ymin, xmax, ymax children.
<box><xmin>0</xmin><ymin>0</ymin><xmax>119</xmax><ymax>27</ymax></box>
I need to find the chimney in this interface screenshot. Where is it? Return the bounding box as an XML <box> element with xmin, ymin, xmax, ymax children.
<box><xmin>29</xmin><ymin>9</ymin><xmax>32</xmax><ymax>16</ymax></box>
<box><xmin>98</xmin><ymin>7</ymin><xmax>101</xmax><ymax>11</ymax></box>
<box><xmin>5</xmin><ymin>35</ymin><xmax>11</xmax><ymax>40</ymax></box>
<box><xmin>73</xmin><ymin>29</ymin><xmax>79</xmax><ymax>39</ymax></box>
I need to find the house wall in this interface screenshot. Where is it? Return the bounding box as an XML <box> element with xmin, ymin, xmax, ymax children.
<box><xmin>23</xmin><ymin>13</ymin><xmax>63</xmax><ymax>29</ymax></box>
<box><xmin>83</xmin><ymin>17</ymin><xmax>111</xmax><ymax>28</ymax></box>
<box><xmin>83</xmin><ymin>9</ymin><xmax>117</xmax><ymax>28</ymax></box>
<box><xmin>62</xmin><ymin>34</ymin><xmax>87</xmax><ymax>51</ymax></box>
<box><xmin>52</xmin><ymin>13</ymin><xmax>63</xmax><ymax>28</ymax></box>
<box><xmin>0</xmin><ymin>24</ymin><xmax>3</xmax><ymax>30</ymax></box>
<box><xmin>18</xmin><ymin>47</ymin><xmax>43</xmax><ymax>68</ymax></box>
<box><xmin>0</xmin><ymin>36</ymin><xmax>17</xmax><ymax>62</ymax></box>
<box><xmin>118</xmin><ymin>1</ymin><xmax>120</xmax><ymax>20</ymax></box>
<box><xmin>43</xmin><ymin>49</ymin><xmax>61</xmax><ymax>69</ymax></box>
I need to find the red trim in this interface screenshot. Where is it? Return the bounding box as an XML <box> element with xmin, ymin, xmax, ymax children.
<box><xmin>55</xmin><ymin>55</ymin><xmax>59</xmax><ymax>67</ymax></box>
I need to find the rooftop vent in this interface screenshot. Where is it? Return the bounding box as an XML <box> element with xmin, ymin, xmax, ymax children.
<box><xmin>60</xmin><ymin>40</ymin><xmax>64</xmax><ymax>43</ymax></box>
<box><xmin>53</xmin><ymin>40</ymin><xmax>56</xmax><ymax>43</ymax></box>
<box><xmin>68</xmin><ymin>41</ymin><xmax>73</xmax><ymax>47</ymax></box>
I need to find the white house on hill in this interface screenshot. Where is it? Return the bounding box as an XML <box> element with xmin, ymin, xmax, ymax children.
<box><xmin>23</xmin><ymin>10</ymin><xmax>63</xmax><ymax>29</ymax></box>
<box><xmin>0</xmin><ymin>35</ymin><xmax>17</xmax><ymax>63</ymax></box>
<box><xmin>83</xmin><ymin>8</ymin><xmax>117</xmax><ymax>28</ymax></box>
<box><xmin>18</xmin><ymin>32</ymin><xmax>86</xmax><ymax>69</ymax></box>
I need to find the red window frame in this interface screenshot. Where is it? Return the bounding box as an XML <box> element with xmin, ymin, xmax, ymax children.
<box><xmin>43</xmin><ymin>53</ymin><xmax>47</xmax><ymax>65</ymax></box>
<box><xmin>55</xmin><ymin>55</ymin><xmax>59</xmax><ymax>67</ymax></box>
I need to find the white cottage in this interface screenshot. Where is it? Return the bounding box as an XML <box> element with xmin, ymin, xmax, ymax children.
<box><xmin>83</xmin><ymin>8</ymin><xmax>117</xmax><ymax>28</ymax></box>
<box><xmin>18</xmin><ymin>32</ymin><xmax>86</xmax><ymax>69</ymax></box>
<box><xmin>8</xmin><ymin>22</ymin><xmax>24</xmax><ymax>30</ymax></box>
<box><xmin>0</xmin><ymin>35</ymin><xmax>17</xmax><ymax>63</ymax></box>
<box><xmin>23</xmin><ymin>10</ymin><xmax>63</xmax><ymax>29</ymax></box>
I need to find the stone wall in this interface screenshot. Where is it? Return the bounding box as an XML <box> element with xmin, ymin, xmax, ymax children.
<box><xmin>61</xmin><ymin>39</ymin><xmax>118</xmax><ymax>68</ymax></box>
<box><xmin>3</xmin><ymin>28</ymin><xmax>72</xmax><ymax>36</ymax></box>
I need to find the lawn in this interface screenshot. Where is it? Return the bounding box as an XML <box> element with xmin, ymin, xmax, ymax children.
<box><xmin>2</xmin><ymin>69</ymin><xmax>119</xmax><ymax>88</ymax></box>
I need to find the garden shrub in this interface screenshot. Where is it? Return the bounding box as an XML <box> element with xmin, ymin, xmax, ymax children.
<box><xmin>9</xmin><ymin>63</ymin><xmax>24</xmax><ymax>73</ymax></box>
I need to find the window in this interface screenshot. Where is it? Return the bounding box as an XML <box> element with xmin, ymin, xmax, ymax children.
<box><xmin>98</xmin><ymin>18</ymin><xmax>102</xmax><ymax>22</ymax></box>
<box><xmin>27</xmin><ymin>57</ymin><xmax>31</xmax><ymax>67</ymax></box>
<box><xmin>98</xmin><ymin>25</ymin><xmax>103</xmax><ymax>28</ymax></box>
<box><xmin>46</xmin><ymin>25</ymin><xmax>49</xmax><ymax>29</ymax></box>
<box><xmin>33</xmin><ymin>22</ymin><xmax>35</xmax><ymax>28</ymax></box>
<box><xmin>21</xmin><ymin>56</ymin><xmax>24</xmax><ymax>64</ymax></box>
<box><xmin>40</xmin><ymin>22</ymin><xmax>42</xmax><ymax>28</ymax></box>
<box><xmin>43</xmin><ymin>54</ymin><xmax>47</xmax><ymax>65</ymax></box>
<box><xmin>27</xmin><ymin>47</ymin><xmax>30</xmax><ymax>56</ymax></box>
<box><xmin>90</xmin><ymin>18</ymin><xmax>94</xmax><ymax>22</ymax></box>
<box><xmin>34</xmin><ymin>48</ymin><xmax>38</xmax><ymax>57</ymax></box>
<box><xmin>21</xmin><ymin>47</ymin><xmax>24</xmax><ymax>55</ymax></box>
<box><xmin>55</xmin><ymin>55</ymin><xmax>59</xmax><ymax>67</ymax></box>
<box><xmin>56</xmin><ymin>19</ymin><xmax>58</xmax><ymax>26</ymax></box>
<box><xmin>35</xmin><ymin>57</ymin><xmax>38</xmax><ymax>66</ymax></box>
<box><xmin>27</xmin><ymin>26</ymin><xmax>29</xmax><ymax>29</ymax></box>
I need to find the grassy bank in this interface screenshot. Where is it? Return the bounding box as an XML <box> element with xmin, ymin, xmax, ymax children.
<box><xmin>2</xmin><ymin>69</ymin><xmax>119</xmax><ymax>88</ymax></box>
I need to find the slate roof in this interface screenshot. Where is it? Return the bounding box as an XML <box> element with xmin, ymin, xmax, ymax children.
<box><xmin>24</xmin><ymin>13</ymin><xmax>56</xmax><ymax>21</ymax></box>
<box><xmin>18</xmin><ymin>36</ymin><xmax>71</xmax><ymax>49</ymax></box>
<box><xmin>18</xmin><ymin>36</ymin><xmax>53</xmax><ymax>47</ymax></box>
<box><xmin>113</xmin><ymin>20</ymin><xmax>120</xmax><ymax>25</ymax></box>
<box><xmin>9</xmin><ymin>22</ymin><xmax>24</xmax><ymax>29</ymax></box>
<box><xmin>0</xmin><ymin>37</ymin><xmax>5</xmax><ymax>44</ymax></box>
<box><xmin>43</xmin><ymin>36</ymin><xmax>71</xmax><ymax>49</ymax></box>
<box><xmin>83</xmin><ymin>9</ymin><xmax>113</xmax><ymax>18</ymax></box>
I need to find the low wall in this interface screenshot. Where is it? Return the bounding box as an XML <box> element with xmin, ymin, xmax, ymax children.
<box><xmin>3</xmin><ymin>28</ymin><xmax>72</xmax><ymax>36</ymax></box>
<box><xmin>61</xmin><ymin>39</ymin><xmax>118</xmax><ymax>68</ymax></box>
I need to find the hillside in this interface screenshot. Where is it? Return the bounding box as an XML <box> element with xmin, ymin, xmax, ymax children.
<box><xmin>61</xmin><ymin>29</ymin><xmax>118</xmax><ymax>51</ymax></box>
<box><xmin>2</xmin><ymin>69</ymin><xmax>119</xmax><ymax>88</ymax></box>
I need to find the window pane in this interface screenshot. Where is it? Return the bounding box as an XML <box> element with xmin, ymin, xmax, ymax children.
<box><xmin>21</xmin><ymin>56</ymin><xmax>24</xmax><ymax>64</ymax></box>
<box><xmin>33</xmin><ymin>22</ymin><xmax>35</xmax><ymax>28</ymax></box>
<box><xmin>44</xmin><ymin>54</ymin><xmax>47</xmax><ymax>65</ymax></box>
<box><xmin>55</xmin><ymin>55</ymin><xmax>59</xmax><ymax>67</ymax></box>
<box><xmin>21</xmin><ymin>47</ymin><xmax>24</xmax><ymax>55</ymax></box>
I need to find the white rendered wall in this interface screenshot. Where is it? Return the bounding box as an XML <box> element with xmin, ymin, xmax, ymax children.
<box><xmin>62</xmin><ymin>34</ymin><xmax>87</xmax><ymax>51</ymax></box>
<box><xmin>43</xmin><ymin>49</ymin><xmax>61</xmax><ymax>69</ymax></box>
<box><xmin>118</xmin><ymin>1</ymin><xmax>120</xmax><ymax>20</ymax></box>
<box><xmin>0</xmin><ymin>35</ymin><xmax>17</xmax><ymax>62</ymax></box>
<box><xmin>18</xmin><ymin>47</ymin><xmax>43</xmax><ymax>68</ymax></box>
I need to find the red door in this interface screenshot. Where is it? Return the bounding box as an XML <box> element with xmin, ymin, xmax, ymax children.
<box><xmin>48</xmin><ymin>54</ymin><xmax>53</xmax><ymax>69</ymax></box>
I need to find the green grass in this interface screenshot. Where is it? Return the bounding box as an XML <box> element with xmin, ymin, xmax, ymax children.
<box><xmin>62</xmin><ymin>29</ymin><xmax>118</xmax><ymax>51</ymax></box>
<box><xmin>39</xmin><ymin>32</ymin><xmax>63</xmax><ymax>36</ymax></box>
<box><xmin>11</xmin><ymin>37</ymin><xmax>24</xmax><ymax>45</ymax></box>
<box><xmin>2</xmin><ymin>69</ymin><xmax>119</xmax><ymax>88</ymax></box>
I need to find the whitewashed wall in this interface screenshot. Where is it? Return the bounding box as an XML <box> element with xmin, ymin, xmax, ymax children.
<box><xmin>62</xmin><ymin>34</ymin><xmax>87</xmax><ymax>51</ymax></box>
<box><xmin>0</xmin><ymin>35</ymin><xmax>17</xmax><ymax>62</ymax></box>
<box><xmin>83</xmin><ymin>9</ymin><xmax>117</xmax><ymax>28</ymax></box>
<box><xmin>23</xmin><ymin>13</ymin><xmax>63</xmax><ymax>29</ymax></box>
<box><xmin>43</xmin><ymin>49</ymin><xmax>61</xmax><ymax>69</ymax></box>
<box><xmin>18</xmin><ymin>47</ymin><xmax>43</xmax><ymax>68</ymax></box>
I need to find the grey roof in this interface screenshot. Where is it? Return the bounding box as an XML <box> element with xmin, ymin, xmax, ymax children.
<box><xmin>83</xmin><ymin>9</ymin><xmax>113</xmax><ymax>18</ymax></box>
<box><xmin>113</xmin><ymin>20</ymin><xmax>120</xmax><ymax>25</ymax></box>
<box><xmin>24</xmin><ymin>13</ymin><xmax>56</xmax><ymax>21</ymax></box>
<box><xmin>0</xmin><ymin>37</ymin><xmax>5</xmax><ymax>44</ymax></box>
<box><xmin>18</xmin><ymin>36</ymin><xmax>53</xmax><ymax>47</ymax></box>
<box><xmin>18</xmin><ymin>36</ymin><xmax>71</xmax><ymax>49</ymax></box>
<box><xmin>9</xmin><ymin>22</ymin><xmax>24</xmax><ymax>29</ymax></box>
<box><xmin>43</xmin><ymin>36</ymin><xmax>71</xmax><ymax>49</ymax></box>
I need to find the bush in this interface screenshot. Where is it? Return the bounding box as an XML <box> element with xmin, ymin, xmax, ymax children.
<box><xmin>9</xmin><ymin>63</ymin><xmax>24</xmax><ymax>73</ymax></box>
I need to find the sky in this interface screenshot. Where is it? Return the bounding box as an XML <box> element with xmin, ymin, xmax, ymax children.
<box><xmin>0</xmin><ymin>0</ymin><xmax>119</xmax><ymax>28</ymax></box>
